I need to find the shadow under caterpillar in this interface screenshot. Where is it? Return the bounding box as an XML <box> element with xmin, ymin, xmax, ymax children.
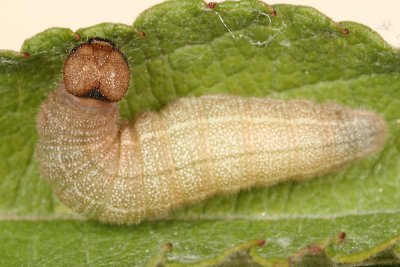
<box><xmin>35</xmin><ymin>38</ymin><xmax>387</xmax><ymax>225</ymax></box>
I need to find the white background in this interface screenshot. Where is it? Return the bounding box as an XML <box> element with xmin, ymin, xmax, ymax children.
<box><xmin>1</xmin><ymin>0</ymin><xmax>400</xmax><ymax>51</ymax></box>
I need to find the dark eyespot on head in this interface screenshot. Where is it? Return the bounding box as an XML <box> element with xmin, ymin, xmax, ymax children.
<box><xmin>63</xmin><ymin>37</ymin><xmax>130</xmax><ymax>102</ymax></box>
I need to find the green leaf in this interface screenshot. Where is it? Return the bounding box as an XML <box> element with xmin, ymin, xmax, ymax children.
<box><xmin>0</xmin><ymin>0</ymin><xmax>399</xmax><ymax>266</ymax></box>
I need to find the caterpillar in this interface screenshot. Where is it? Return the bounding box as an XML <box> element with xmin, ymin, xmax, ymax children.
<box><xmin>35</xmin><ymin>38</ymin><xmax>387</xmax><ymax>225</ymax></box>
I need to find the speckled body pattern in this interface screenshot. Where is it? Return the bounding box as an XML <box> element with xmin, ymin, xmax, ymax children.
<box><xmin>36</xmin><ymin>83</ymin><xmax>387</xmax><ymax>225</ymax></box>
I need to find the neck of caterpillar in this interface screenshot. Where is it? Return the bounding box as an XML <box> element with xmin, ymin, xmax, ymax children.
<box><xmin>36</xmin><ymin>83</ymin><xmax>121</xmax><ymax>218</ymax></box>
<box><xmin>37</xmin><ymin>83</ymin><xmax>119</xmax><ymax>143</ymax></box>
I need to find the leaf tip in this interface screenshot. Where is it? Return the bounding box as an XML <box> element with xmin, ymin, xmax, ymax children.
<box><xmin>22</xmin><ymin>52</ymin><xmax>30</xmax><ymax>59</ymax></box>
<box><xmin>165</xmin><ymin>242</ymin><xmax>173</xmax><ymax>252</ymax></box>
<box><xmin>342</xmin><ymin>28</ymin><xmax>350</xmax><ymax>35</ymax></box>
<box><xmin>137</xmin><ymin>30</ymin><xmax>146</xmax><ymax>38</ymax></box>
<box><xmin>338</xmin><ymin>231</ymin><xmax>346</xmax><ymax>243</ymax></box>
<box><xmin>206</xmin><ymin>2</ymin><xmax>217</xmax><ymax>9</ymax></box>
<box><xmin>257</xmin><ymin>239</ymin><xmax>266</xmax><ymax>247</ymax></box>
<box><xmin>74</xmin><ymin>32</ymin><xmax>81</xmax><ymax>40</ymax></box>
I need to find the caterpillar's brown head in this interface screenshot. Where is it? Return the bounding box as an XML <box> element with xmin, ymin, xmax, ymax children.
<box><xmin>63</xmin><ymin>37</ymin><xmax>130</xmax><ymax>102</ymax></box>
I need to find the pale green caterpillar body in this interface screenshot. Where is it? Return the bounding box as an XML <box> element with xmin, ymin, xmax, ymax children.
<box><xmin>35</xmin><ymin>38</ymin><xmax>387</xmax><ymax>225</ymax></box>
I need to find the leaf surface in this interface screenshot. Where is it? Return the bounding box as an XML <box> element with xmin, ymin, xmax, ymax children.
<box><xmin>0</xmin><ymin>0</ymin><xmax>399</xmax><ymax>266</ymax></box>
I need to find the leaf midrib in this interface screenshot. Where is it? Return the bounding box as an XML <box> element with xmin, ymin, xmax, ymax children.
<box><xmin>0</xmin><ymin>208</ymin><xmax>399</xmax><ymax>223</ymax></box>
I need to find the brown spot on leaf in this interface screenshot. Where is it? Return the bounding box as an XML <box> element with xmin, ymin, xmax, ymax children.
<box><xmin>207</xmin><ymin>2</ymin><xmax>217</xmax><ymax>9</ymax></box>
